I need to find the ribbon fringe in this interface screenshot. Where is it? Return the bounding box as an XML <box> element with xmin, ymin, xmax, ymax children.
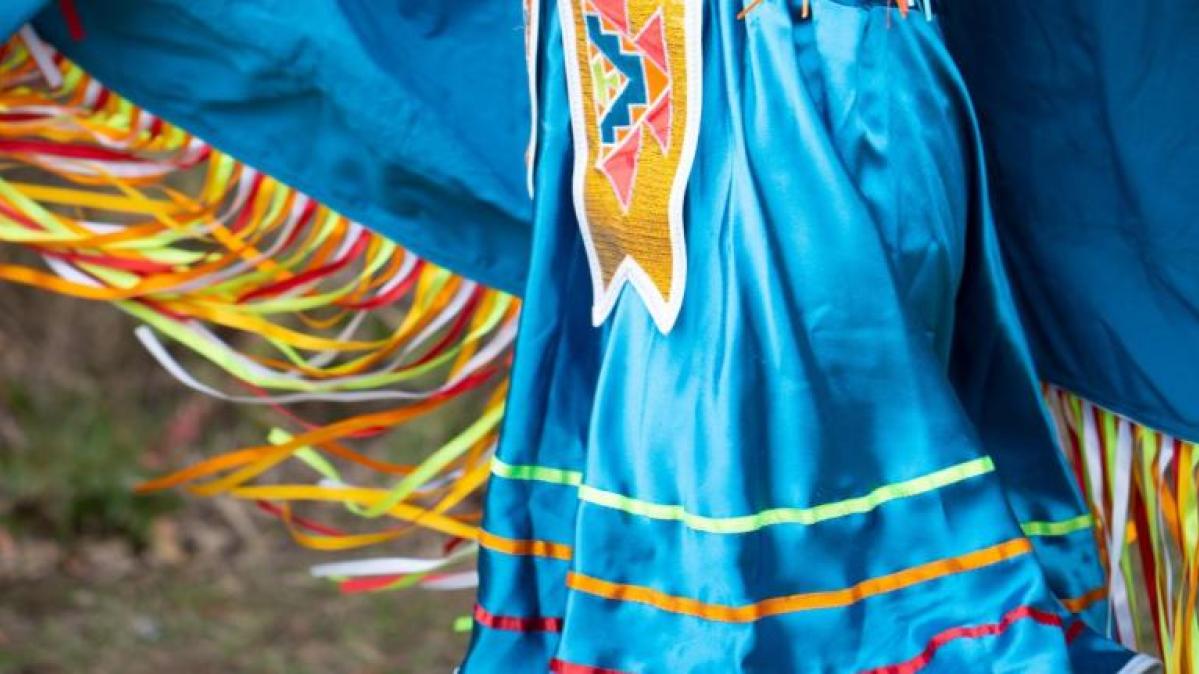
<box><xmin>1045</xmin><ymin>384</ymin><xmax>1199</xmax><ymax>672</ymax></box>
<box><xmin>0</xmin><ymin>32</ymin><xmax>519</xmax><ymax>589</ymax></box>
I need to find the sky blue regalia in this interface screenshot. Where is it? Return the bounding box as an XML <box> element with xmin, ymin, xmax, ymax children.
<box><xmin>0</xmin><ymin>0</ymin><xmax>1195</xmax><ymax>671</ymax></box>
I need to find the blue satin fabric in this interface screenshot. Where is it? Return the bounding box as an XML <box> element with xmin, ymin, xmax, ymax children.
<box><xmin>0</xmin><ymin>0</ymin><xmax>46</xmax><ymax>39</ymax></box>
<box><xmin>22</xmin><ymin>1</ymin><xmax>1199</xmax><ymax>448</ymax></box>
<box><xmin>466</xmin><ymin>1</ymin><xmax>1132</xmax><ymax>671</ymax></box>
<box><xmin>940</xmin><ymin>1</ymin><xmax>1199</xmax><ymax>440</ymax></box>
<box><xmin>30</xmin><ymin>0</ymin><xmax>532</xmax><ymax>295</ymax></box>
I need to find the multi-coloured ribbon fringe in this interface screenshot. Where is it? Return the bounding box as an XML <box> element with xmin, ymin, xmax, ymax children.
<box><xmin>0</xmin><ymin>31</ymin><xmax>518</xmax><ymax>592</ymax></box>
<box><xmin>1045</xmin><ymin>385</ymin><xmax>1199</xmax><ymax>673</ymax></box>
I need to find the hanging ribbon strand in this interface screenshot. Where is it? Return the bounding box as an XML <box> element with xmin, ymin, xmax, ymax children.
<box><xmin>1045</xmin><ymin>384</ymin><xmax>1199</xmax><ymax>673</ymax></box>
<box><xmin>0</xmin><ymin>31</ymin><xmax>520</xmax><ymax>586</ymax></box>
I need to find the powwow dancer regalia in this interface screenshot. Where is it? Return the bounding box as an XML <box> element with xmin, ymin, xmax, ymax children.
<box><xmin>0</xmin><ymin>0</ymin><xmax>1195</xmax><ymax>672</ymax></box>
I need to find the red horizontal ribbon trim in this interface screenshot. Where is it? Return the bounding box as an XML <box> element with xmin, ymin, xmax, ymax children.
<box><xmin>1065</xmin><ymin>619</ymin><xmax>1086</xmax><ymax>644</ymax></box>
<box><xmin>473</xmin><ymin>604</ymin><xmax>563</xmax><ymax>633</ymax></box>
<box><xmin>549</xmin><ymin>659</ymin><xmax>629</xmax><ymax>674</ymax></box>
<box><xmin>860</xmin><ymin>605</ymin><xmax>1067</xmax><ymax>674</ymax></box>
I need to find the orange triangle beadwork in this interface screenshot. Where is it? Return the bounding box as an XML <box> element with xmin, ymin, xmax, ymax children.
<box><xmin>560</xmin><ymin>0</ymin><xmax>702</xmax><ymax>333</ymax></box>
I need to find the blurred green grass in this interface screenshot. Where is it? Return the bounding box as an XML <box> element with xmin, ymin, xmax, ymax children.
<box><xmin>0</xmin><ymin>384</ymin><xmax>180</xmax><ymax>546</ymax></box>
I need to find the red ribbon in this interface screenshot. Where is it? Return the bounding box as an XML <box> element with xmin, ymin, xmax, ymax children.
<box><xmin>473</xmin><ymin>603</ymin><xmax>563</xmax><ymax>633</ymax></box>
<box><xmin>549</xmin><ymin>659</ymin><xmax>629</xmax><ymax>674</ymax></box>
<box><xmin>59</xmin><ymin>0</ymin><xmax>85</xmax><ymax>41</ymax></box>
<box><xmin>861</xmin><ymin>605</ymin><xmax>1069</xmax><ymax>674</ymax></box>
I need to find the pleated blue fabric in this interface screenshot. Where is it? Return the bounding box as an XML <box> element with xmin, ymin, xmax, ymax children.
<box><xmin>463</xmin><ymin>1</ymin><xmax>1139</xmax><ymax>671</ymax></box>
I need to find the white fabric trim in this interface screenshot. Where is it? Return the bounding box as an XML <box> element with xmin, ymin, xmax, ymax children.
<box><xmin>524</xmin><ymin>0</ymin><xmax>542</xmax><ymax>197</ymax></box>
<box><xmin>1117</xmin><ymin>653</ymin><xmax>1163</xmax><ymax>674</ymax></box>
<box><xmin>17</xmin><ymin>26</ymin><xmax>62</xmax><ymax>89</ymax></box>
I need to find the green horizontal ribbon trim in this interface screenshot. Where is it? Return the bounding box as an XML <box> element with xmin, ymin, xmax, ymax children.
<box><xmin>491</xmin><ymin>457</ymin><xmax>583</xmax><ymax>487</ymax></box>
<box><xmin>491</xmin><ymin>454</ymin><xmax>1089</xmax><ymax>540</ymax></box>
<box><xmin>576</xmin><ymin>456</ymin><xmax>995</xmax><ymax>535</ymax></box>
<box><xmin>1020</xmin><ymin>514</ymin><xmax>1094</xmax><ymax>537</ymax></box>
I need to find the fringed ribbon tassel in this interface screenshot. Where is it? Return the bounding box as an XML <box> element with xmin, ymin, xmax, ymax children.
<box><xmin>0</xmin><ymin>31</ymin><xmax>520</xmax><ymax>591</ymax></box>
<box><xmin>1045</xmin><ymin>385</ymin><xmax>1199</xmax><ymax>672</ymax></box>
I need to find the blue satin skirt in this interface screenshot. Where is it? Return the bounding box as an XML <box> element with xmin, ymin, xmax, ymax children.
<box><xmin>463</xmin><ymin>1</ymin><xmax>1140</xmax><ymax>671</ymax></box>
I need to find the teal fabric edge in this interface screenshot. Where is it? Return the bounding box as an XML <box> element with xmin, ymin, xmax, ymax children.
<box><xmin>1044</xmin><ymin>372</ymin><xmax>1199</xmax><ymax>449</ymax></box>
<box><xmin>0</xmin><ymin>0</ymin><xmax>48</xmax><ymax>40</ymax></box>
<box><xmin>30</xmin><ymin>4</ymin><xmax>533</xmax><ymax>297</ymax></box>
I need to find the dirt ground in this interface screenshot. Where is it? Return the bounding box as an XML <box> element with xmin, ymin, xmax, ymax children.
<box><xmin>0</xmin><ymin>526</ymin><xmax>472</xmax><ymax>674</ymax></box>
<box><xmin>0</xmin><ymin>524</ymin><xmax>472</xmax><ymax>674</ymax></box>
<box><xmin>0</xmin><ymin>276</ymin><xmax>476</xmax><ymax>673</ymax></box>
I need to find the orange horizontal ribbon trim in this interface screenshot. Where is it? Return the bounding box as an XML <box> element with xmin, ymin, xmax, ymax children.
<box><xmin>1060</xmin><ymin>585</ymin><xmax>1108</xmax><ymax>614</ymax></box>
<box><xmin>567</xmin><ymin>538</ymin><xmax>1032</xmax><ymax>623</ymax></box>
<box><xmin>477</xmin><ymin>530</ymin><xmax>573</xmax><ymax>561</ymax></box>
